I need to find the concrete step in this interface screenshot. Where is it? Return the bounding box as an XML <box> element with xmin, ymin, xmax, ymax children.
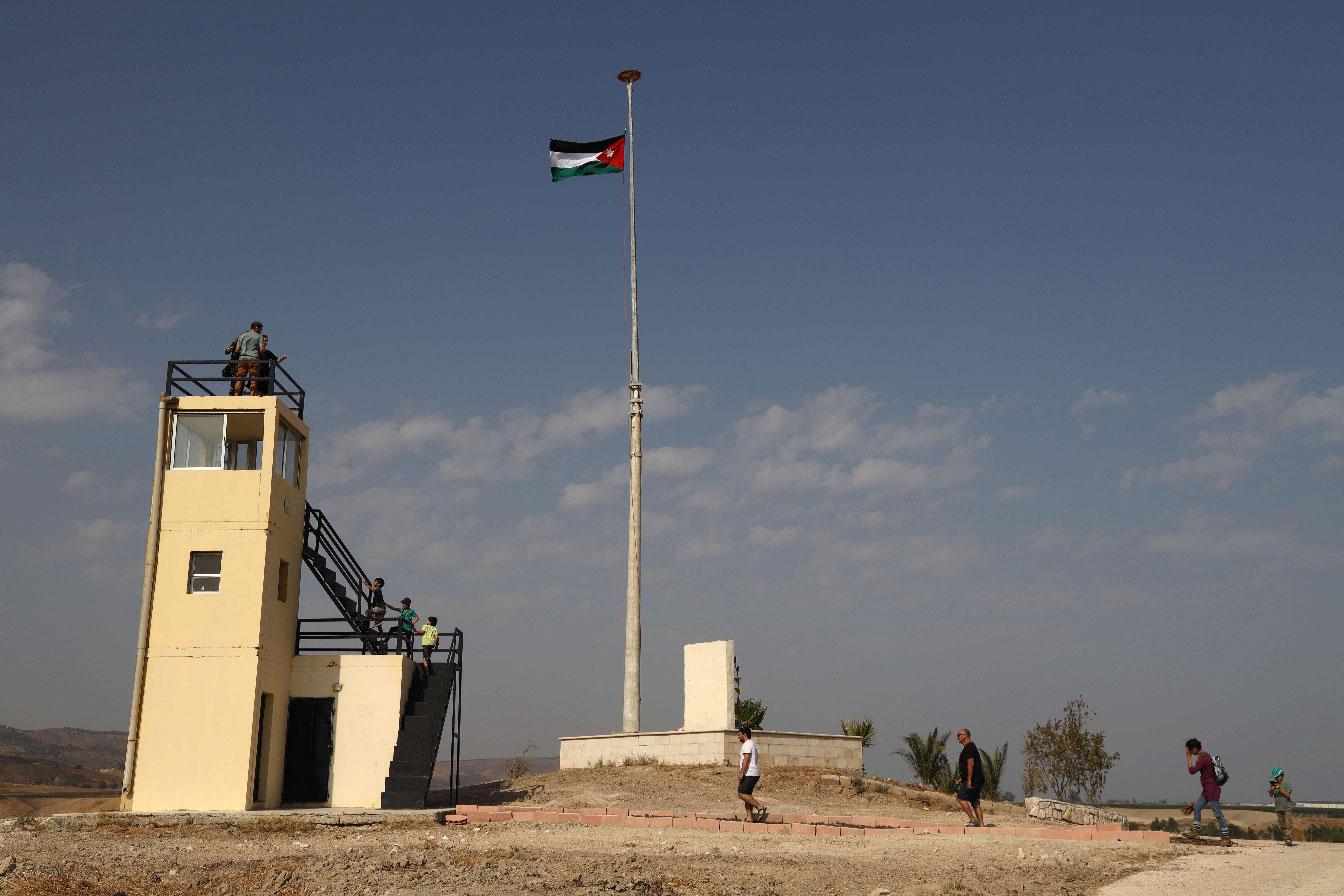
<box><xmin>380</xmin><ymin>791</ymin><xmax>427</xmax><ymax>810</ymax></box>
<box><xmin>384</xmin><ymin>775</ymin><xmax>431</xmax><ymax>794</ymax></box>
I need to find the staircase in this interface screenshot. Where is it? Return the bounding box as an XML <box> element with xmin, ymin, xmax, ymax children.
<box><xmin>297</xmin><ymin>502</ymin><xmax>464</xmax><ymax>808</ymax></box>
<box><xmin>382</xmin><ymin>646</ymin><xmax>461</xmax><ymax>808</ymax></box>
<box><xmin>300</xmin><ymin>503</ymin><xmax>382</xmax><ymax>653</ymax></box>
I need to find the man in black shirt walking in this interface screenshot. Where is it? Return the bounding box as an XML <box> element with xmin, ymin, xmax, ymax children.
<box><xmin>954</xmin><ymin>728</ymin><xmax>985</xmax><ymax>827</ymax></box>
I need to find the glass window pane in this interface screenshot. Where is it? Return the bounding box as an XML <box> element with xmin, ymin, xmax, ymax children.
<box><xmin>275</xmin><ymin>423</ymin><xmax>302</xmax><ymax>486</ymax></box>
<box><xmin>190</xmin><ymin>575</ymin><xmax>220</xmax><ymax>593</ymax></box>
<box><xmin>190</xmin><ymin>552</ymin><xmax>222</xmax><ymax>575</ymax></box>
<box><xmin>172</xmin><ymin>415</ymin><xmax>225</xmax><ymax>469</ymax></box>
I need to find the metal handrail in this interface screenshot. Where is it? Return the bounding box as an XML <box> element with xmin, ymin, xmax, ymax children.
<box><xmin>303</xmin><ymin>504</ymin><xmax>372</xmax><ymax>620</ymax></box>
<box><xmin>164</xmin><ymin>359</ymin><xmax>305</xmax><ymax>419</ymax></box>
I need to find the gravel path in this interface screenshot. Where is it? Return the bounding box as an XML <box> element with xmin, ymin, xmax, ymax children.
<box><xmin>1098</xmin><ymin>841</ymin><xmax>1343</xmax><ymax>896</ymax></box>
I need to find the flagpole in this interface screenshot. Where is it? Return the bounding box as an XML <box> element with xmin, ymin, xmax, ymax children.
<box><xmin>618</xmin><ymin>68</ymin><xmax>642</xmax><ymax>734</ymax></box>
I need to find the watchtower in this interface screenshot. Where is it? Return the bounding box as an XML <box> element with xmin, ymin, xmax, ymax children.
<box><xmin>120</xmin><ymin>361</ymin><xmax>461</xmax><ymax>812</ymax></box>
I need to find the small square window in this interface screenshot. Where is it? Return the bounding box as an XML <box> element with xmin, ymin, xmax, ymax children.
<box><xmin>277</xmin><ymin>559</ymin><xmax>289</xmax><ymax>603</ymax></box>
<box><xmin>188</xmin><ymin>551</ymin><xmax>222</xmax><ymax>593</ymax></box>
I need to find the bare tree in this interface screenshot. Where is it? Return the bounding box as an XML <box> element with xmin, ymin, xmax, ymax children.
<box><xmin>1022</xmin><ymin>696</ymin><xmax>1118</xmax><ymax>803</ymax></box>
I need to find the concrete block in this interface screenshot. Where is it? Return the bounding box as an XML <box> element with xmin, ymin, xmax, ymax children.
<box><xmin>841</xmin><ymin>825</ymin><xmax>867</xmax><ymax>836</ymax></box>
<box><xmin>648</xmin><ymin>816</ymin><xmax>674</xmax><ymax>828</ymax></box>
<box><xmin>535</xmin><ymin>811</ymin><xmax>561</xmax><ymax>823</ymax></box>
<box><xmin>790</xmin><ymin>823</ymin><xmax>817</xmax><ymax>836</ymax></box>
<box><xmin>816</xmin><ymin>824</ymin><xmax>842</xmax><ymax>836</ymax></box>
<box><xmin>510</xmin><ymin>811</ymin><xmax>537</xmax><ymax>822</ymax></box>
<box><xmin>719</xmin><ymin>821</ymin><xmax>745</xmax><ymax>833</ymax></box>
<box><xmin>1097</xmin><ymin>822</ymin><xmax>1123</xmax><ymax>831</ymax></box>
<box><xmin>1141</xmin><ymin>831</ymin><xmax>1172</xmax><ymax>843</ymax></box>
<box><xmin>557</xmin><ymin>813</ymin><xmax>581</xmax><ymax>824</ymax></box>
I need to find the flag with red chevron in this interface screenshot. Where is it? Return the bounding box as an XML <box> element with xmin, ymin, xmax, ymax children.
<box><xmin>549</xmin><ymin>134</ymin><xmax>625</xmax><ymax>182</ymax></box>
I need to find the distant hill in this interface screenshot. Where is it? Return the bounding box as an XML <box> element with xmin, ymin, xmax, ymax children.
<box><xmin>0</xmin><ymin>754</ymin><xmax>120</xmax><ymax>789</ymax></box>
<box><xmin>0</xmin><ymin>726</ymin><xmax>127</xmax><ymax>771</ymax></box>
<box><xmin>434</xmin><ymin>756</ymin><xmax>560</xmax><ymax>788</ymax></box>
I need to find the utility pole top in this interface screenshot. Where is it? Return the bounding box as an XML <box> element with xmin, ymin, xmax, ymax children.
<box><xmin>618</xmin><ymin>69</ymin><xmax>642</xmax><ymax>84</ymax></box>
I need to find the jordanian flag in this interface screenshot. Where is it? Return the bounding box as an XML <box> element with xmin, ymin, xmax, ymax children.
<box><xmin>549</xmin><ymin>135</ymin><xmax>625</xmax><ymax>182</ymax></box>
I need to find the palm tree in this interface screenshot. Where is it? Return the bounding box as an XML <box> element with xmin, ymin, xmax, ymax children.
<box><xmin>978</xmin><ymin>742</ymin><xmax>1010</xmax><ymax>801</ymax></box>
<box><xmin>894</xmin><ymin>728</ymin><xmax>952</xmax><ymax>788</ymax></box>
<box><xmin>840</xmin><ymin>718</ymin><xmax>877</xmax><ymax>748</ymax></box>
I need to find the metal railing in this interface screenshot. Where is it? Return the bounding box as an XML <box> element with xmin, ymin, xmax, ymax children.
<box><xmin>164</xmin><ymin>359</ymin><xmax>306</xmax><ymax>419</ymax></box>
<box><xmin>302</xmin><ymin>503</ymin><xmax>373</xmax><ymax>620</ymax></box>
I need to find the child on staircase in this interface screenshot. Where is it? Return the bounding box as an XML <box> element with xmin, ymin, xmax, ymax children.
<box><xmin>417</xmin><ymin>616</ymin><xmax>439</xmax><ymax>676</ymax></box>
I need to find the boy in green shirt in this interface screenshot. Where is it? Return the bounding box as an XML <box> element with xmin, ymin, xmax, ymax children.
<box><xmin>1268</xmin><ymin>768</ymin><xmax>1295</xmax><ymax>846</ymax></box>
<box><xmin>392</xmin><ymin>597</ymin><xmax>419</xmax><ymax>657</ymax></box>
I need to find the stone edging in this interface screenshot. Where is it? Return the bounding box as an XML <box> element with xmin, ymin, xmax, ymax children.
<box><xmin>445</xmin><ymin>806</ymin><xmax>1171</xmax><ymax>844</ymax></box>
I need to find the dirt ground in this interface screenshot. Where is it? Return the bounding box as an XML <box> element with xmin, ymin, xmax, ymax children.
<box><xmin>1097</xmin><ymin>841</ymin><xmax>1344</xmax><ymax>896</ymax></box>
<box><xmin>457</xmin><ymin>765</ymin><xmax>1040</xmax><ymax>827</ymax></box>
<box><xmin>3</xmin><ymin>767</ymin><xmax>1336</xmax><ymax>895</ymax></box>
<box><xmin>0</xmin><ymin>787</ymin><xmax>118</xmax><ymax>819</ymax></box>
<box><xmin>0</xmin><ymin>816</ymin><xmax>1174</xmax><ymax>896</ymax></box>
<box><xmin>1110</xmin><ymin>807</ymin><xmax>1280</xmax><ymax>829</ymax></box>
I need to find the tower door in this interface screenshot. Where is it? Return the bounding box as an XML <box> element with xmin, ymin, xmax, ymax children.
<box><xmin>281</xmin><ymin>697</ymin><xmax>335</xmax><ymax>804</ymax></box>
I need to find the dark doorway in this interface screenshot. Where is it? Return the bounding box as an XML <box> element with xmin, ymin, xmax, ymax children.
<box><xmin>252</xmin><ymin>693</ymin><xmax>273</xmax><ymax>805</ymax></box>
<box><xmin>281</xmin><ymin>697</ymin><xmax>334</xmax><ymax>804</ymax></box>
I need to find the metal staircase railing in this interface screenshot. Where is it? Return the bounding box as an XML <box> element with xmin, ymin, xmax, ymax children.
<box><xmin>300</xmin><ymin>502</ymin><xmax>382</xmax><ymax>653</ymax></box>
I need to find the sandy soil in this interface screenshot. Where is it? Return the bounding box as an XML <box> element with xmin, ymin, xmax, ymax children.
<box><xmin>458</xmin><ymin>764</ymin><xmax>1040</xmax><ymax>827</ymax></box>
<box><xmin>0</xmin><ymin>816</ymin><xmax>1173</xmax><ymax>896</ymax></box>
<box><xmin>1098</xmin><ymin>841</ymin><xmax>1344</xmax><ymax>896</ymax></box>
<box><xmin>0</xmin><ymin>787</ymin><xmax>118</xmax><ymax>819</ymax></box>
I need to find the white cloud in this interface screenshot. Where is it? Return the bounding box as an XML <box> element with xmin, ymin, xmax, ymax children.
<box><xmin>735</xmin><ymin>388</ymin><xmax>988</xmax><ymax>497</ymax></box>
<box><xmin>645</xmin><ymin>445</ymin><xmax>713</xmax><ymax>477</ymax></box>
<box><xmin>901</xmin><ymin>535</ymin><xmax>977</xmax><ymax>576</ymax></box>
<box><xmin>0</xmin><ymin>262</ymin><xmax>141</xmax><ymax>422</ymax></box>
<box><xmin>1144</xmin><ymin>510</ymin><xmax>1313</xmax><ymax>564</ymax></box>
<box><xmin>1123</xmin><ymin>449</ymin><xmax>1258</xmax><ymax>490</ymax></box>
<box><xmin>62</xmin><ymin>470</ymin><xmax>96</xmax><ymax>492</ymax></box>
<box><xmin>746</xmin><ymin>525</ymin><xmax>802</xmax><ymax>548</ymax></box>
<box><xmin>995</xmin><ymin>484</ymin><xmax>1038</xmax><ymax>501</ymax></box>
<box><xmin>1282</xmin><ymin>386</ymin><xmax>1344</xmax><ymax>441</ymax></box>
<box><xmin>326</xmin><ymin>384</ymin><xmax>706</xmax><ymax>484</ymax></box>
<box><xmin>1194</xmin><ymin>371</ymin><xmax>1306</xmax><ymax>421</ymax></box>
<box><xmin>1124</xmin><ymin>372</ymin><xmax>1344</xmax><ymax>489</ymax></box>
<box><xmin>1071</xmin><ymin>387</ymin><xmax>1131</xmax><ymax>416</ymax></box>
<box><xmin>559</xmin><ymin>464</ymin><xmax>625</xmax><ymax>509</ymax></box>
<box><xmin>134</xmin><ymin>307</ymin><xmax>192</xmax><ymax>331</ymax></box>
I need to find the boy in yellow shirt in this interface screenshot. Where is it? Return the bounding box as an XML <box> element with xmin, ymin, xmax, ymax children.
<box><xmin>416</xmin><ymin>616</ymin><xmax>439</xmax><ymax>676</ymax></box>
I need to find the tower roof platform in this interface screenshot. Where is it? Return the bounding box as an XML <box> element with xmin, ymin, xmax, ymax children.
<box><xmin>164</xmin><ymin>358</ymin><xmax>305</xmax><ymax>419</ymax></box>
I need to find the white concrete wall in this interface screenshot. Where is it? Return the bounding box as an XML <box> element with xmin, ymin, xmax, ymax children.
<box><xmin>289</xmin><ymin>654</ymin><xmax>411</xmax><ymax>809</ymax></box>
<box><xmin>560</xmin><ymin>729</ymin><xmax>862</xmax><ymax>771</ymax></box>
<box><xmin>683</xmin><ymin>640</ymin><xmax>734</xmax><ymax>730</ymax></box>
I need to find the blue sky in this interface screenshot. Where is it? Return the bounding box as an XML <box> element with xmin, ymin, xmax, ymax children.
<box><xmin>2</xmin><ymin>1</ymin><xmax>1342</xmax><ymax>800</ymax></box>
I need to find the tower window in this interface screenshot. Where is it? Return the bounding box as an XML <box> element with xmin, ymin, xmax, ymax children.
<box><xmin>171</xmin><ymin>414</ymin><xmax>226</xmax><ymax>469</ymax></box>
<box><xmin>275</xmin><ymin>421</ymin><xmax>303</xmax><ymax>487</ymax></box>
<box><xmin>277</xmin><ymin>559</ymin><xmax>290</xmax><ymax>603</ymax></box>
<box><xmin>170</xmin><ymin>412</ymin><xmax>264</xmax><ymax>470</ymax></box>
<box><xmin>187</xmin><ymin>551</ymin><xmax>223</xmax><ymax>593</ymax></box>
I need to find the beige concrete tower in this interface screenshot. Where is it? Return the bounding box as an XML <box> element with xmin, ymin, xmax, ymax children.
<box><xmin>123</xmin><ymin>395</ymin><xmax>309</xmax><ymax>811</ymax></box>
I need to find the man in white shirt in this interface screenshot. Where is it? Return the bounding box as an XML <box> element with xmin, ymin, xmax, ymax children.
<box><xmin>736</xmin><ymin>725</ymin><xmax>768</xmax><ymax>822</ymax></box>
